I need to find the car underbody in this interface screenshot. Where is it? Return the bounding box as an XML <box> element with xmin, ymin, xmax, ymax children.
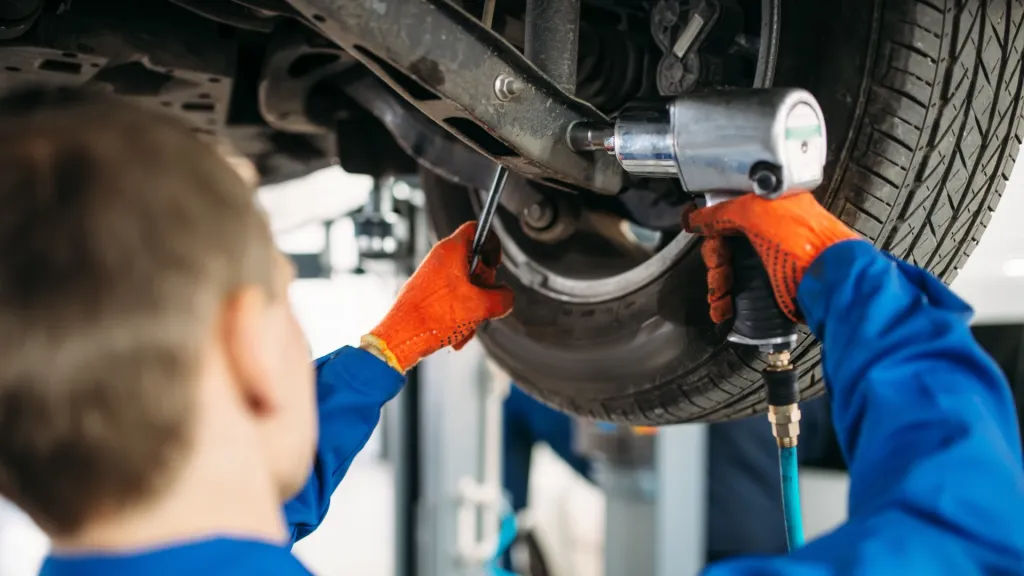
<box><xmin>0</xmin><ymin>0</ymin><xmax>781</xmax><ymax>186</ymax></box>
<box><xmin>2</xmin><ymin>0</ymin><xmax>1022</xmax><ymax>423</ymax></box>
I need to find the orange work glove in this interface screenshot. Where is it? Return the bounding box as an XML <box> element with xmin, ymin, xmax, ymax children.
<box><xmin>361</xmin><ymin>222</ymin><xmax>514</xmax><ymax>372</ymax></box>
<box><xmin>685</xmin><ymin>191</ymin><xmax>862</xmax><ymax>323</ymax></box>
<box><xmin>700</xmin><ymin>235</ymin><xmax>735</xmax><ymax>324</ymax></box>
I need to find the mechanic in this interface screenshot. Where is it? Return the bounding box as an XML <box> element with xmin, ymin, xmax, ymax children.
<box><xmin>1</xmin><ymin>88</ymin><xmax>1022</xmax><ymax>576</ymax></box>
<box><xmin>0</xmin><ymin>90</ymin><xmax>512</xmax><ymax>575</ymax></box>
<box><xmin>689</xmin><ymin>192</ymin><xmax>1024</xmax><ymax>574</ymax></box>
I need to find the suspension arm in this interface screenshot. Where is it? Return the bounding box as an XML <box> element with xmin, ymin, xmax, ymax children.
<box><xmin>287</xmin><ymin>0</ymin><xmax>625</xmax><ymax>194</ymax></box>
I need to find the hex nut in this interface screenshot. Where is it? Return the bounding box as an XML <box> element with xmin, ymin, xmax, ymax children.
<box><xmin>493</xmin><ymin>74</ymin><xmax>522</xmax><ymax>102</ymax></box>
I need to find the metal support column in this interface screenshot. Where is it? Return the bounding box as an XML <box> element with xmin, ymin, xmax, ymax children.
<box><xmin>416</xmin><ymin>342</ymin><xmax>508</xmax><ymax>576</ymax></box>
<box><xmin>579</xmin><ymin>420</ymin><xmax>707</xmax><ymax>576</ymax></box>
<box><xmin>386</xmin><ymin>180</ymin><xmax>429</xmax><ymax>576</ymax></box>
<box><xmin>656</xmin><ymin>424</ymin><xmax>708</xmax><ymax>576</ymax></box>
<box><xmin>599</xmin><ymin>461</ymin><xmax>657</xmax><ymax>576</ymax></box>
<box><xmin>388</xmin><ymin>374</ymin><xmax>420</xmax><ymax>576</ymax></box>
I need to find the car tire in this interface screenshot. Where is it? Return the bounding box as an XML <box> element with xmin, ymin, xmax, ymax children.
<box><xmin>425</xmin><ymin>0</ymin><xmax>1024</xmax><ymax>423</ymax></box>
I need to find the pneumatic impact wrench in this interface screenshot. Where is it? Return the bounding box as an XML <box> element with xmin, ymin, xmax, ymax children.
<box><xmin>569</xmin><ymin>88</ymin><xmax>827</xmax><ymax>548</ymax></box>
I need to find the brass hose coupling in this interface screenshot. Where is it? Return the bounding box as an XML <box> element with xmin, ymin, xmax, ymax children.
<box><xmin>767</xmin><ymin>403</ymin><xmax>802</xmax><ymax>448</ymax></box>
<box><xmin>764</xmin><ymin>350</ymin><xmax>801</xmax><ymax>448</ymax></box>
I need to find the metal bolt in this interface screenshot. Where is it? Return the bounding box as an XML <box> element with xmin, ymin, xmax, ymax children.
<box><xmin>522</xmin><ymin>199</ymin><xmax>556</xmax><ymax>230</ymax></box>
<box><xmin>766</xmin><ymin>350</ymin><xmax>792</xmax><ymax>369</ymax></box>
<box><xmin>754</xmin><ymin>170</ymin><xmax>779</xmax><ymax>193</ymax></box>
<box><xmin>751</xmin><ymin>163</ymin><xmax>782</xmax><ymax>196</ymax></box>
<box><xmin>566</xmin><ymin>121</ymin><xmax>614</xmax><ymax>152</ymax></box>
<box><xmin>493</xmin><ymin>74</ymin><xmax>522</xmax><ymax>102</ymax></box>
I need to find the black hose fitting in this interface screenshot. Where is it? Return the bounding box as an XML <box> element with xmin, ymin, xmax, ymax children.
<box><xmin>764</xmin><ymin>363</ymin><xmax>799</xmax><ymax>407</ymax></box>
<box><xmin>764</xmin><ymin>351</ymin><xmax>801</xmax><ymax>447</ymax></box>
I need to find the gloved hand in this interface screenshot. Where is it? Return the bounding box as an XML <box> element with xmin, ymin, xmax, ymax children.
<box><xmin>685</xmin><ymin>191</ymin><xmax>862</xmax><ymax>322</ymax></box>
<box><xmin>361</xmin><ymin>222</ymin><xmax>514</xmax><ymax>372</ymax></box>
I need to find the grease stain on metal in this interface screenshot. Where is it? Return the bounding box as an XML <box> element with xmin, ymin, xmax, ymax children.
<box><xmin>409</xmin><ymin>57</ymin><xmax>445</xmax><ymax>88</ymax></box>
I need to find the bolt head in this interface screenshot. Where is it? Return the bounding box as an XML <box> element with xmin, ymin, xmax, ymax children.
<box><xmin>522</xmin><ymin>200</ymin><xmax>555</xmax><ymax>229</ymax></box>
<box><xmin>753</xmin><ymin>169</ymin><xmax>781</xmax><ymax>195</ymax></box>
<box><xmin>494</xmin><ymin>74</ymin><xmax>521</xmax><ymax>102</ymax></box>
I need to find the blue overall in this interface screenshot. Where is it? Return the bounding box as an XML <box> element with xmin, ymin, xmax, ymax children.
<box><xmin>40</xmin><ymin>240</ymin><xmax>1024</xmax><ymax>575</ymax></box>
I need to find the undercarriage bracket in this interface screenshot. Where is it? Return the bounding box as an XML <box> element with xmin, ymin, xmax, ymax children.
<box><xmin>287</xmin><ymin>0</ymin><xmax>625</xmax><ymax>194</ymax></box>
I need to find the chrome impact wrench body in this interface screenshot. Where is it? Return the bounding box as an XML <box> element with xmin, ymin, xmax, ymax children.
<box><xmin>568</xmin><ymin>87</ymin><xmax>828</xmax><ymax>447</ymax></box>
<box><xmin>570</xmin><ymin>87</ymin><xmax>827</xmax><ymax>550</ymax></box>
<box><xmin>568</xmin><ymin>89</ymin><xmax>826</xmax><ymax>350</ymax></box>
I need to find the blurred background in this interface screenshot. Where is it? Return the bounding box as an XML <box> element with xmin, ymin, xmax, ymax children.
<box><xmin>1</xmin><ymin>158</ymin><xmax>1023</xmax><ymax>576</ymax></box>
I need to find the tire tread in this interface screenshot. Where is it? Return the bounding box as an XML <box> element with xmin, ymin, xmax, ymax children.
<box><xmin>426</xmin><ymin>0</ymin><xmax>1024</xmax><ymax>424</ymax></box>
<box><xmin>709</xmin><ymin>0</ymin><xmax>1024</xmax><ymax>422</ymax></box>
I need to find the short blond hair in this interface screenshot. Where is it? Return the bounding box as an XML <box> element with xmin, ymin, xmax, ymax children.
<box><xmin>0</xmin><ymin>89</ymin><xmax>275</xmax><ymax>535</ymax></box>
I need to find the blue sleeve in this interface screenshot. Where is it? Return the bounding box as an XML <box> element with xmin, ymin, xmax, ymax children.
<box><xmin>283</xmin><ymin>346</ymin><xmax>405</xmax><ymax>543</ymax></box>
<box><xmin>705</xmin><ymin>240</ymin><xmax>1024</xmax><ymax>575</ymax></box>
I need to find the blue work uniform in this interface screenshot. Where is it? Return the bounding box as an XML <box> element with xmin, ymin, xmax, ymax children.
<box><xmin>41</xmin><ymin>240</ymin><xmax>1024</xmax><ymax>575</ymax></box>
<box><xmin>41</xmin><ymin>346</ymin><xmax>405</xmax><ymax>576</ymax></box>
<box><xmin>707</xmin><ymin>240</ymin><xmax>1024</xmax><ymax>575</ymax></box>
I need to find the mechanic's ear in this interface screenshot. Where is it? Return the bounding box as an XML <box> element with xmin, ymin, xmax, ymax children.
<box><xmin>220</xmin><ymin>286</ymin><xmax>279</xmax><ymax>416</ymax></box>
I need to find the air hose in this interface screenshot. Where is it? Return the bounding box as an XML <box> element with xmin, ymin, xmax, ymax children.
<box><xmin>486</xmin><ymin>505</ymin><xmax>519</xmax><ymax>576</ymax></box>
<box><xmin>764</xmin><ymin>351</ymin><xmax>805</xmax><ymax>550</ymax></box>
<box><xmin>778</xmin><ymin>444</ymin><xmax>804</xmax><ymax>548</ymax></box>
<box><xmin>727</xmin><ymin>237</ymin><xmax>806</xmax><ymax>550</ymax></box>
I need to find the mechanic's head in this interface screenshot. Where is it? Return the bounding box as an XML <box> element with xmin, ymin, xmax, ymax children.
<box><xmin>0</xmin><ymin>89</ymin><xmax>317</xmax><ymax>539</ymax></box>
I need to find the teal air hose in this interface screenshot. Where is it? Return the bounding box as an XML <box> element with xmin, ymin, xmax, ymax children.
<box><xmin>487</xmin><ymin>505</ymin><xmax>518</xmax><ymax>576</ymax></box>
<box><xmin>764</xmin><ymin>353</ymin><xmax>804</xmax><ymax>551</ymax></box>
<box><xmin>779</xmin><ymin>445</ymin><xmax>804</xmax><ymax>549</ymax></box>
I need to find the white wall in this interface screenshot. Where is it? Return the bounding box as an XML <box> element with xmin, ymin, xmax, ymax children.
<box><xmin>952</xmin><ymin>156</ymin><xmax>1024</xmax><ymax>323</ymax></box>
